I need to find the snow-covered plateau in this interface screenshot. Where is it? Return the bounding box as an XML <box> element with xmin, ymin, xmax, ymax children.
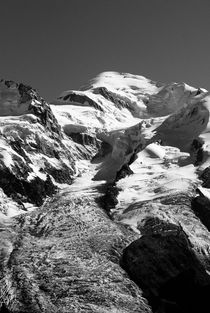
<box><xmin>1</xmin><ymin>72</ymin><xmax>210</xmax><ymax>312</ymax></box>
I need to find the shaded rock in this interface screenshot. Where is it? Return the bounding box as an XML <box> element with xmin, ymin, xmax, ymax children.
<box><xmin>98</xmin><ymin>183</ymin><xmax>120</xmax><ymax>216</ymax></box>
<box><xmin>0</xmin><ymin>304</ymin><xmax>11</xmax><ymax>313</ymax></box>
<box><xmin>93</xmin><ymin>86</ymin><xmax>132</xmax><ymax>111</ymax></box>
<box><xmin>200</xmin><ymin>166</ymin><xmax>210</xmax><ymax>187</ymax></box>
<box><xmin>0</xmin><ymin>80</ymin><xmax>61</xmax><ymax>136</ymax></box>
<box><xmin>121</xmin><ymin>218</ymin><xmax>210</xmax><ymax>313</ymax></box>
<box><xmin>92</xmin><ymin>141</ymin><xmax>113</xmax><ymax>161</ymax></box>
<box><xmin>116</xmin><ymin>164</ymin><xmax>133</xmax><ymax>181</ymax></box>
<box><xmin>44</xmin><ymin>166</ymin><xmax>73</xmax><ymax>184</ymax></box>
<box><xmin>0</xmin><ymin>186</ymin><xmax>152</xmax><ymax>313</ymax></box>
<box><xmin>68</xmin><ymin>132</ymin><xmax>101</xmax><ymax>148</ymax></box>
<box><xmin>0</xmin><ymin>168</ymin><xmax>56</xmax><ymax>206</ymax></box>
<box><xmin>97</xmin><ymin>163</ymin><xmax>133</xmax><ymax>216</ymax></box>
<box><xmin>59</xmin><ymin>91</ymin><xmax>104</xmax><ymax>112</ymax></box>
<box><xmin>0</xmin><ymin>79</ymin><xmax>79</xmax><ymax>210</ymax></box>
<box><xmin>191</xmin><ymin>166</ymin><xmax>210</xmax><ymax>232</ymax></box>
<box><xmin>191</xmin><ymin>138</ymin><xmax>204</xmax><ymax>166</ymax></box>
<box><xmin>18</xmin><ymin>82</ymin><xmax>61</xmax><ymax>135</ymax></box>
<box><xmin>191</xmin><ymin>195</ymin><xmax>210</xmax><ymax>232</ymax></box>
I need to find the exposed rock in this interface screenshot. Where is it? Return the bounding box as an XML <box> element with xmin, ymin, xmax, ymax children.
<box><xmin>191</xmin><ymin>138</ymin><xmax>204</xmax><ymax>165</ymax></box>
<box><xmin>116</xmin><ymin>164</ymin><xmax>134</xmax><ymax>181</ymax></box>
<box><xmin>200</xmin><ymin>166</ymin><xmax>210</xmax><ymax>187</ymax></box>
<box><xmin>0</xmin><ymin>120</ymin><xmax>76</xmax><ymax>208</ymax></box>
<box><xmin>191</xmin><ymin>195</ymin><xmax>210</xmax><ymax>232</ymax></box>
<box><xmin>0</xmin><ymin>80</ymin><xmax>61</xmax><ymax>135</ymax></box>
<box><xmin>190</xmin><ymin>166</ymin><xmax>210</xmax><ymax>232</ymax></box>
<box><xmin>98</xmin><ymin>183</ymin><xmax>120</xmax><ymax>215</ymax></box>
<box><xmin>145</xmin><ymin>82</ymin><xmax>207</xmax><ymax>117</ymax></box>
<box><xmin>121</xmin><ymin>218</ymin><xmax>210</xmax><ymax>313</ymax></box>
<box><xmin>92</xmin><ymin>141</ymin><xmax>113</xmax><ymax>160</ymax></box>
<box><xmin>68</xmin><ymin>132</ymin><xmax>101</xmax><ymax>148</ymax></box>
<box><xmin>93</xmin><ymin>86</ymin><xmax>133</xmax><ymax>111</ymax></box>
<box><xmin>153</xmin><ymin>100</ymin><xmax>209</xmax><ymax>151</ymax></box>
<box><xmin>0</xmin><ymin>304</ymin><xmax>10</xmax><ymax>313</ymax></box>
<box><xmin>58</xmin><ymin>91</ymin><xmax>104</xmax><ymax>112</ymax></box>
<box><xmin>0</xmin><ymin>168</ymin><xmax>56</xmax><ymax>206</ymax></box>
<box><xmin>1</xmin><ymin>71</ymin><xmax>210</xmax><ymax>312</ymax></box>
<box><xmin>0</xmin><ymin>188</ymin><xmax>152</xmax><ymax>313</ymax></box>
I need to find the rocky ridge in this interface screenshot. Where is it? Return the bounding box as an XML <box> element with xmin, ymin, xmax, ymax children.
<box><xmin>0</xmin><ymin>72</ymin><xmax>210</xmax><ymax>312</ymax></box>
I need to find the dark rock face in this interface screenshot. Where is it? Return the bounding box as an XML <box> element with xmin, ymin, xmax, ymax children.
<box><xmin>191</xmin><ymin>166</ymin><xmax>210</xmax><ymax>232</ymax></box>
<box><xmin>0</xmin><ymin>121</ymin><xmax>75</xmax><ymax>206</ymax></box>
<box><xmin>0</xmin><ymin>304</ymin><xmax>10</xmax><ymax>313</ymax></box>
<box><xmin>44</xmin><ymin>166</ymin><xmax>73</xmax><ymax>185</ymax></box>
<box><xmin>60</xmin><ymin>91</ymin><xmax>104</xmax><ymax>112</ymax></box>
<box><xmin>98</xmin><ymin>164</ymin><xmax>133</xmax><ymax>215</ymax></box>
<box><xmin>93</xmin><ymin>86</ymin><xmax>134</xmax><ymax>111</ymax></box>
<box><xmin>98</xmin><ymin>183</ymin><xmax>119</xmax><ymax>215</ymax></box>
<box><xmin>0</xmin><ymin>188</ymin><xmax>151</xmax><ymax>313</ymax></box>
<box><xmin>18</xmin><ymin>82</ymin><xmax>61</xmax><ymax>136</ymax></box>
<box><xmin>0</xmin><ymin>80</ymin><xmax>77</xmax><ymax>208</ymax></box>
<box><xmin>200</xmin><ymin>166</ymin><xmax>210</xmax><ymax>187</ymax></box>
<box><xmin>0</xmin><ymin>80</ymin><xmax>61</xmax><ymax>136</ymax></box>
<box><xmin>191</xmin><ymin>138</ymin><xmax>204</xmax><ymax>166</ymax></box>
<box><xmin>191</xmin><ymin>195</ymin><xmax>210</xmax><ymax>232</ymax></box>
<box><xmin>121</xmin><ymin>218</ymin><xmax>210</xmax><ymax>313</ymax></box>
<box><xmin>68</xmin><ymin>132</ymin><xmax>101</xmax><ymax>148</ymax></box>
<box><xmin>92</xmin><ymin>141</ymin><xmax>113</xmax><ymax>161</ymax></box>
<box><xmin>0</xmin><ymin>168</ymin><xmax>57</xmax><ymax>206</ymax></box>
<box><xmin>1</xmin><ymin>74</ymin><xmax>210</xmax><ymax>313</ymax></box>
<box><xmin>115</xmin><ymin>164</ymin><xmax>134</xmax><ymax>181</ymax></box>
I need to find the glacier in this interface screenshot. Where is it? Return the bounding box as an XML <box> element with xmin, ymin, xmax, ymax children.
<box><xmin>0</xmin><ymin>72</ymin><xmax>210</xmax><ymax>312</ymax></box>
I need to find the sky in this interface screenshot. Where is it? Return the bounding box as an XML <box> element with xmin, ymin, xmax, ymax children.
<box><xmin>0</xmin><ymin>0</ymin><xmax>210</xmax><ymax>101</ymax></box>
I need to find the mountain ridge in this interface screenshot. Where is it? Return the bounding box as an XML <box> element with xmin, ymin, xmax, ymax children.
<box><xmin>1</xmin><ymin>72</ymin><xmax>210</xmax><ymax>312</ymax></box>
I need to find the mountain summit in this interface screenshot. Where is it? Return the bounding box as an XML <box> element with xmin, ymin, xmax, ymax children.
<box><xmin>0</xmin><ymin>72</ymin><xmax>210</xmax><ymax>313</ymax></box>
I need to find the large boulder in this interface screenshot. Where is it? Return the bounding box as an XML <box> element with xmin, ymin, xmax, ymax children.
<box><xmin>200</xmin><ymin>166</ymin><xmax>210</xmax><ymax>187</ymax></box>
<box><xmin>191</xmin><ymin>195</ymin><xmax>210</xmax><ymax>232</ymax></box>
<box><xmin>121</xmin><ymin>218</ymin><xmax>210</xmax><ymax>313</ymax></box>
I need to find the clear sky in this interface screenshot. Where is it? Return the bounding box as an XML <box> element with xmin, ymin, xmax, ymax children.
<box><xmin>1</xmin><ymin>0</ymin><xmax>210</xmax><ymax>101</ymax></box>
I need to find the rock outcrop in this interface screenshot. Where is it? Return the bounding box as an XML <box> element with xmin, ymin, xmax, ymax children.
<box><xmin>0</xmin><ymin>80</ymin><xmax>61</xmax><ymax>134</ymax></box>
<box><xmin>0</xmin><ymin>186</ymin><xmax>151</xmax><ymax>313</ymax></box>
<box><xmin>0</xmin><ymin>80</ymin><xmax>77</xmax><ymax>210</ymax></box>
<box><xmin>121</xmin><ymin>218</ymin><xmax>210</xmax><ymax>313</ymax></box>
<box><xmin>1</xmin><ymin>72</ymin><xmax>210</xmax><ymax>312</ymax></box>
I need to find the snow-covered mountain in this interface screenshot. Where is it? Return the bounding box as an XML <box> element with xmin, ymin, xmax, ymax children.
<box><xmin>1</xmin><ymin>72</ymin><xmax>210</xmax><ymax>313</ymax></box>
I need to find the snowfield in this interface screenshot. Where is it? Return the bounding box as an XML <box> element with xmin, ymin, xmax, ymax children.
<box><xmin>1</xmin><ymin>72</ymin><xmax>210</xmax><ymax>312</ymax></box>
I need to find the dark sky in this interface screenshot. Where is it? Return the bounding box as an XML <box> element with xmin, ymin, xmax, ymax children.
<box><xmin>1</xmin><ymin>0</ymin><xmax>210</xmax><ymax>101</ymax></box>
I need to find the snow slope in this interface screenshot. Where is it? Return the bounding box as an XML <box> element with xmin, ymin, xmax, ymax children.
<box><xmin>51</xmin><ymin>71</ymin><xmax>210</xmax><ymax>254</ymax></box>
<box><xmin>1</xmin><ymin>72</ymin><xmax>210</xmax><ymax>312</ymax></box>
<box><xmin>51</xmin><ymin>71</ymin><xmax>210</xmax><ymax>182</ymax></box>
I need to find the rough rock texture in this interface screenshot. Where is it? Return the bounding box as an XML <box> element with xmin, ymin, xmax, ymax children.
<box><xmin>191</xmin><ymin>195</ymin><xmax>210</xmax><ymax>232</ymax></box>
<box><xmin>0</xmin><ymin>188</ymin><xmax>151</xmax><ymax>313</ymax></box>
<box><xmin>58</xmin><ymin>91</ymin><xmax>104</xmax><ymax>112</ymax></box>
<box><xmin>1</xmin><ymin>72</ymin><xmax>210</xmax><ymax>312</ymax></box>
<box><xmin>0</xmin><ymin>168</ymin><xmax>56</xmax><ymax>206</ymax></box>
<box><xmin>121</xmin><ymin>218</ymin><xmax>210</xmax><ymax>313</ymax></box>
<box><xmin>200</xmin><ymin>166</ymin><xmax>210</xmax><ymax>187</ymax></box>
<box><xmin>93</xmin><ymin>86</ymin><xmax>134</xmax><ymax>111</ymax></box>
<box><xmin>0</xmin><ymin>80</ymin><xmax>78</xmax><ymax>209</ymax></box>
<box><xmin>0</xmin><ymin>80</ymin><xmax>61</xmax><ymax>135</ymax></box>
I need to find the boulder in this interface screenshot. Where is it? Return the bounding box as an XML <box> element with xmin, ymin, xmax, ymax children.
<box><xmin>121</xmin><ymin>218</ymin><xmax>210</xmax><ymax>313</ymax></box>
<box><xmin>191</xmin><ymin>195</ymin><xmax>210</xmax><ymax>232</ymax></box>
<box><xmin>200</xmin><ymin>166</ymin><xmax>210</xmax><ymax>188</ymax></box>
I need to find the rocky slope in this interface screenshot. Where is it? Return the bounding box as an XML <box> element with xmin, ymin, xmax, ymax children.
<box><xmin>1</xmin><ymin>72</ymin><xmax>210</xmax><ymax>312</ymax></box>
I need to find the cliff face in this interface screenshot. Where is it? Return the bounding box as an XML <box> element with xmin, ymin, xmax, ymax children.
<box><xmin>0</xmin><ymin>80</ymin><xmax>78</xmax><ymax>210</ymax></box>
<box><xmin>1</xmin><ymin>72</ymin><xmax>210</xmax><ymax>312</ymax></box>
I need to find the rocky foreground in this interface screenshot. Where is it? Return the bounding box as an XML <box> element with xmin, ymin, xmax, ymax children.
<box><xmin>1</xmin><ymin>72</ymin><xmax>210</xmax><ymax>312</ymax></box>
